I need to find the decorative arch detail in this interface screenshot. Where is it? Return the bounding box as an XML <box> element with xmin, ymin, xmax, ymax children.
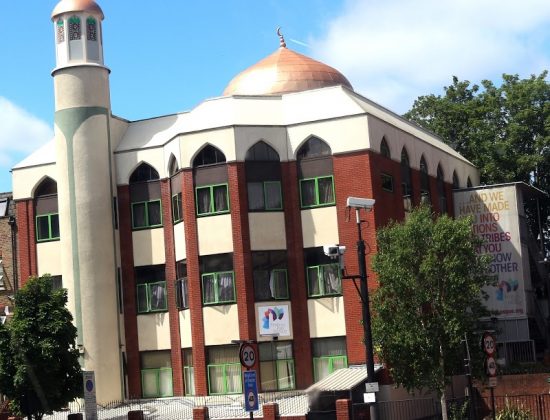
<box><xmin>296</xmin><ymin>136</ymin><xmax>332</xmax><ymax>160</ymax></box>
<box><xmin>245</xmin><ymin>140</ymin><xmax>280</xmax><ymax>161</ymax></box>
<box><xmin>192</xmin><ymin>144</ymin><xmax>226</xmax><ymax>167</ymax></box>
<box><xmin>128</xmin><ymin>162</ymin><xmax>160</xmax><ymax>184</ymax></box>
<box><xmin>33</xmin><ymin>176</ymin><xmax>58</xmax><ymax>198</ymax></box>
<box><xmin>168</xmin><ymin>154</ymin><xmax>179</xmax><ymax>176</ymax></box>
<box><xmin>380</xmin><ymin>137</ymin><xmax>391</xmax><ymax>158</ymax></box>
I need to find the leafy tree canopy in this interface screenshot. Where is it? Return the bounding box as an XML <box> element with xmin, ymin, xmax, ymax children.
<box><xmin>0</xmin><ymin>275</ymin><xmax>82</xmax><ymax>420</ymax></box>
<box><xmin>371</xmin><ymin>207</ymin><xmax>493</xmax><ymax>417</ymax></box>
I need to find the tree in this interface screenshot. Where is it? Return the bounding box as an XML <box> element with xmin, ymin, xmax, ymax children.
<box><xmin>405</xmin><ymin>72</ymin><xmax>550</xmax><ymax>242</ymax></box>
<box><xmin>0</xmin><ymin>275</ymin><xmax>82</xmax><ymax>420</ymax></box>
<box><xmin>371</xmin><ymin>207</ymin><xmax>493</xmax><ymax>420</ymax></box>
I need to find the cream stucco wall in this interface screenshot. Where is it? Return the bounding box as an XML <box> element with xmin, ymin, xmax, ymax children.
<box><xmin>174</xmin><ymin>222</ymin><xmax>186</xmax><ymax>261</ymax></box>
<box><xmin>36</xmin><ymin>241</ymin><xmax>62</xmax><ymax>276</ymax></box>
<box><xmin>301</xmin><ymin>206</ymin><xmax>339</xmax><ymax>248</ymax></box>
<box><xmin>180</xmin><ymin>128</ymin><xmax>236</xmax><ymax>169</ymax></box>
<box><xmin>203</xmin><ymin>304</ymin><xmax>239</xmax><ymax>345</ymax></box>
<box><xmin>233</xmin><ymin>126</ymin><xmax>289</xmax><ymax>162</ymax></box>
<box><xmin>249</xmin><ymin>212</ymin><xmax>287</xmax><ymax>250</ymax></box>
<box><xmin>179</xmin><ymin>310</ymin><xmax>193</xmax><ymax>348</ymax></box>
<box><xmin>132</xmin><ymin>228</ymin><xmax>166</xmax><ymax>266</ymax></box>
<box><xmin>197</xmin><ymin>214</ymin><xmax>233</xmax><ymax>255</ymax></box>
<box><xmin>307</xmin><ymin>296</ymin><xmax>346</xmax><ymax>338</ymax></box>
<box><xmin>12</xmin><ymin>164</ymin><xmax>58</xmax><ymax>200</ymax></box>
<box><xmin>115</xmin><ymin>148</ymin><xmax>165</xmax><ymax>185</ymax></box>
<box><xmin>137</xmin><ymin>313</ymin><xmax>172</xmax><ymax>351</ymax></box>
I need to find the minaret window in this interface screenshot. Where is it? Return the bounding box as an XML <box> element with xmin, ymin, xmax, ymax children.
<box><xmin>56</xmin><ymin>19</ymin><xmax>65</xmax><ymax>43</ymax></box>
<box><xmin>86</xmin><ymin>17</ymin><xmax>97</xmax><ymax>41</ymax></box>
<box><xmin>68</xmin><ymin>16</ymin><xmax>81</xmax><ymax>41</ymax></box>
<box><xmin>34</xmin><ymin>177</ymin><xmax>60</xmax><ymax>242</ymax></box>
<box><xmin>129</xmin><ymin>163</ymin><xmax>162</xmax><ymax>230</ymax></box>
<box><xmin>193</xmin><ymin>145</ymin><xmax>229</xmax><ymax>216</ymax></box>
<box><xmin>297</xmin><ymin>137</ymin><xmax>335</xmax><ymax>209</ymax></box>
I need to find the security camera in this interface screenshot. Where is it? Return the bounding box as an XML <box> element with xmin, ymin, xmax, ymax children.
<box><xmin>347</xmin><ymin>197</ymin><xmax>375</xmax><ymax>209</ymax></box>
<box><xmin>323</xmin><ymin>245</ymin><xmax>340</xmax><ymax>258</ymax></box>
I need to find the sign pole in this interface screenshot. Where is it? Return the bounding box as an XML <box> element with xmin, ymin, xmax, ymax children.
<box><xmin>490</xmin><ymin>387</ymin><xmax>496</xmax><ymax>420</ymax></box>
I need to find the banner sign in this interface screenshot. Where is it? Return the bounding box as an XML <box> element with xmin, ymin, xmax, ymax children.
<box><xmin>257</xmin><ymin>304</ymin><xmax>290</xmax><ymax>337</ymax></box>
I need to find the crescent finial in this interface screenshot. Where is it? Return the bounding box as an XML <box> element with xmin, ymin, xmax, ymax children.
<box><xmin>277</xmin><ymin>26</ymin><xmax>286</xmax><ymax>48</ymax></box>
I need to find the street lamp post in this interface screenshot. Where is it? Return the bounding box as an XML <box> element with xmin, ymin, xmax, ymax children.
<box><xmin>344</xmin><ymin>197</ymin><xmax>378</xmax><ymax>420</ymax></box>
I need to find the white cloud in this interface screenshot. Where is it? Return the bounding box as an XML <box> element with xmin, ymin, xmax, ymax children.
<box><xmin>311</xmin><ymin>0</ymin><xmax>550</xmax><ymax>114</ymax></box>
<box><xmin>0</xmin><ymin>97</ymin><xmax>53</xmax><ymax>167</ymax></box>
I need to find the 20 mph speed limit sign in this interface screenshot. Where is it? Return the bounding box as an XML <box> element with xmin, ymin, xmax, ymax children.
<box><xmin>239</xmin><ymin>344</ymin><xmax>257</xmax><ymax>368</ymax></box>
<box><xmin>482</xmin><ymin>332</ymin><xmax>496</xmax><ymax>356</ymax></box>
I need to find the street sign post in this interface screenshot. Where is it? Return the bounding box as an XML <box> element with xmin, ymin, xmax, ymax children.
<box><xmin>244</xmin><ymin>370</ymin><xmax>259</xmax><ymax>412</ymax></box>
<box><xmin>83</xmin><ymin>371</ymin><xmax>98</xmax><ymax>420</ymax></box>
<box><xmin>482</xmin><ymin>331</ymin><xmax>496</xmax><ymax>356</ymax></box>
<box><xmin>482</xmin><ymin>331</ymin><xmax>497</xmax><ymax>420</ymax></box>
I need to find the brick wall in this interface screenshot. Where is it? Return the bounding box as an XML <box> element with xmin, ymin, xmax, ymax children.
<box><xmin>15</xmin><ymin>200</ymin><xmax>37</xmax><ymax>285</ymax></box>
<box><xmin>0</xmin><ymin>196</ymin><xmax>16</xmax><ymax>311</ymax></box>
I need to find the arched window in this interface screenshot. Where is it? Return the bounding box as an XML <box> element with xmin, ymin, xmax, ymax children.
<box><xmin>420</xmin><ymin>156</ymin><xmax>431</xmax><ymax>205</ymax></box>
<box><xmin>297</xmin><ymin>137</ymin><xmax>334</xmax><ymax>208</ymax></box>
<box><xmin>129</xmin><ymin>163</ymin><xmax>162</xmax><ymax>230</ymax></box>
<box><xmin>400</xmin><ymin>148</ymin><xmax>413</xmax><ymax>213</ymax></box>
<box><xmin>168</xmin><ymin>155</ymin><xmax>182</xmax><ymax>223</ymax></box>
<box><xmin>467</xmin><ymin>177</ymin><xmax>473</xmax><ymax>188</ymax></box>
<box><xmin>452</xmin><ymin>171</ymin><xmax>460</xmax><ymax>189</ymax></box>
<box><xmin>68</xmin><ymin>16</ymin><xmax>81</xmax><ymax>41</ymax></box>
<box><xmin>34</xmin><ymin>178</ymin><xmax>59</xmax><ymax>242</ymax></box>
<box><xmin>380</xmin><ymin>138</ymin><xmax>391</xmax><ymax>158</ymax></box>
<box><xmin>56</xmin><ymin>19</ymin><xmax>65</xmax><ymax>43</ymax></box>
<box><xmin>437</xmin><ymin>165</ymin><xmax>447</xmax><ymax>214</ymax></box>
<box><xmin>193</xmin><ymin>145</ymin><xmax>229</xmax><ymax>216</ymax></box>
<box><xmin>86</xmin><ymin>16</ymin><xmax>97</xmax><ymax>41</ymax></box>
<box><xmin>245</xmin><ymin>141</ymin><xmax>282</xmax><ymax>211</ymax></box>
<box><xmin>193</xmin><ymin>145</ymin><xmax>226</xmax><ymax>167</ymax></box>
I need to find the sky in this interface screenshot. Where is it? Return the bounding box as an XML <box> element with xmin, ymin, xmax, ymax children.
<box><xmin>0</xmin><ymin>0</ymin><xmax>549</xmax><ymax>193</ymax></box>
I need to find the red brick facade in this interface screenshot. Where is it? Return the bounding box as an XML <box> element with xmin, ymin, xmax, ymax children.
<box><xmin>15</xmin><ymin>200</ymin><xmax>37</xmax><ymax>285</ymax></box>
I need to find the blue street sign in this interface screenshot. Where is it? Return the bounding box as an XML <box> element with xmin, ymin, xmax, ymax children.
<box><xmin>244</xmin><ymin>370</ymin><xmax>259</xmax><ymax>412</ymax></box>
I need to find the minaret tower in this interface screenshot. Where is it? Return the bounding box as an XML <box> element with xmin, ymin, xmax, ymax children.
<box><xmin>51</xmin><ymin>0</ymin><xmax>122</xmax><ymax>403</ymax></box>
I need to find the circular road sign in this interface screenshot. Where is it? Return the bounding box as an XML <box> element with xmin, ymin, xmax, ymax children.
<box><xmin>486</xmin><ymin>356</ymin><xmax>497</xmax><ymax>377</ymax></box>
<box><xmin>482</xmin><ymin>332</ymin><xmax>496</xmax><ymax>356</ymax></box>
<box><xmin>239</xmin><ymin>343</ymin><xmax>257</xmax><ymax>368</ymax></box>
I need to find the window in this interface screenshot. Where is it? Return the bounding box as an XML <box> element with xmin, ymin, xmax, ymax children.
<box><xmin>420</xmin><ymin>156</ymin><xmax>431</xmax><ymax>205</ymax></box>
<box><xmin>452</xmin><ymin>171</ymin><xmax>460</xmax><ymax>189</ymax></box>
<box><xmin>381</xmin><ymin>173</ymin><xmax>394</xmax><ymax>192</ymax></box>
<box><xmin>467</xmin><ymin>177</ymin><xmax>473</xmax><ymax>188</ymax></box>
<box><xmin>130</xmin><ymin>163</ymin><xmax>159</xmax><ymax>183</ymax></box>
<box><xmin>207</xmin><ymin>346</ymin><xmax>241</xmax><ymax>395</ymax></box>
<box><xmin>312</xmin><ymin>337</ymin><xmax>348</xmax><ymax>381</ymax></box>
<box><xmin>175</xmin><ymin>260</ymin><xmax>188</xmax><ymax>310</ymax></box>
<box><xmin>437</xmin><ymin>165</ymin><xmax>447</xmax><ymax>214</ymax></box>
<box><xmin>172</xmin><ymin>193</ymin><xmax>183</xmax><ymax>223</ymax></box>
<box><xmin>183</xmin><ymin>349</ymin><xmax>195</xmax><ymax>395</ymax></box>
<box><xmin>401</xmin><ymin>148</ymin><xmax>413</xmax><ymax>213</ymax></box>
<box><xmin>300</xmin><ymin>176</ymin><xmax>335</xmax><ymax>208</ymax></box>
<box><xmin>56</xmin><ymin>19</ymin><xmax>65</xmax><ymax>43</ymax></box>
<box><xmin>200</xmin><ymin>254</ymin><xmax>235</xmax><ymax>305</ymax></box>
<box><xmin>86</xmin><ymin>16</ymin><xmax>97</xmax><ymax>41</ymax></box>
<box><xmin>307</xmin><ymin>264</ymin><xmax>341</xmax><ymax>297</ymax></box>
<box><xmin>248</xmin><ymin>181</ymin><xmax>282</xmax><ymax>211</ymax></box>
<box><xmin>135</xmin><ymin>265</ymin><xmax>167</xmax><ymax>313</ymax></box>
<box><xmin>193</xmin><ymin>145</ymin><xmax>226</xmax><ymax>167</ymax></box>
<box><xmin>297</xmin><ymin>137</ymin><xmax>331</xmax><ymax>159</ymax></box>
<box><xmin>0</xmin><ymin>198</ymin><xmax>8</xmax><ymax>217</ymax></box>
<box><xmin>141</xmin><ymin>351</ymin><xmax>173</xmax><ymax>398</ymax></box>
<box><xmin>36</xmin><ymin>213</ymin><xmax>60</xmax><ymax>241</ymax></box>
<box><xmin>253</xmin><ymin>251</ymin><xmax>288</xmax><ymax>301</ymax></box>
<box><xmin>259</xmin><ymin>341</ymin><xmax>295</xmax><ymax>391</ymax></box>
<box><xmin>380</xmin><ymin>138</ymin><xmax>391</xmax><ymax>158</ymax></box>
<box><xmin>50</xmin><ymin>275</ymin><xmax>63</xmax><ymax>291</ymax></box>
<box><xmin>68</xmin><ymin>16</ymin><xmax>81</xmax><ymax>40</ymax></box>
<box><xmin>196</xmin><ymin>184</ymin><xmax>229</xmax><ymax>216</ymax></box>
<box><xmin>132</xmin><ymin>200</ymin><xmax>162</xmax><ymax>229</ymax></box>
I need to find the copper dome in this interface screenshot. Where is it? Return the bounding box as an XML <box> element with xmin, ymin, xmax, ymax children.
<box><xmin>223</xmin><ymin>41</ymin><xmax>353</xmax><ymax>96</ymax></box>
<box><xmin>52</xmin><ymin>0</ymin><xmax>104</xmax><ymax>20</ymax></box>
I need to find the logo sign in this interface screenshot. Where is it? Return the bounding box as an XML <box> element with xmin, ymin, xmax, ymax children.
<box><xmin>486</xmin><ymin>356</ymin><xmax>497</xmax><ymax>377</ymax></box>
<box><xmin>239</xmin><ymin>343</ymin><xmax>257</xmax><ymax>368</ymax></box>
<box><xmin>82</xmin><ymin>371</ymin><xmax>98</xmax><ymax>420</ymax></box>
<box><xmin>482</xmin><ymin>332</ymin><xmax>496</xmax><ymax>356</ymax></box>
<box><xmin>243</xmin><ymin>370</ymin><xmax>259</xmax><ymax>412</ymax></box>
<box><xmin>365</xmin><ymin>382</ymin><xmax>379</xmax><ymax>393</ymax></box>
<box><xmin>488</xmin><ymin>377</ymin><xmax>498</xmax><ymax>388</ymax></box>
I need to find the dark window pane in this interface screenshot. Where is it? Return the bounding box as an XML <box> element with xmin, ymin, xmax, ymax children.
<box><xmin>197</xmin><ymin>188</ymin><xmax>211</xmax><ymax>215</ymax></box>
<box><xmin>150</xmin><ymin>282</ymin><xmax>167</xmax><ymax>310</ymax></box>
<box><xmin>247</xmin><ymin>182</ymin><xmax>264</xmax><ymax>211</ymax></box>
<box><xmin>271</xmin><ymin>270</ymin><xmax>288</xmax><ymax>299</ymax></box>
<box><xmin>265</xmin><ymin>182</ymin><xmax>282</xmax><ymax>209</ymax></box>
<box><xmin>381</xmin><ymin>173</ymin><xmax>394</xmax><ymax>192</ymax></box>
<box><xmin>218</xmin><ymin>272</ymin><xmax>235</xmax><ymax>302</ymax></box>
<box><xmin>148</xmin><ymin>201</ymin><xmax>162</xmax><ymax>226</ymax></box>
<box><xmin>202</xmin><ymin>274</ymin><xmax>216</xmax><ymax>304</ymax></box>
<box><xmin>322</xmin><ymin>264</ymin><xmax>341</xmax><ymax>294</ymax></box>
<box><xmin>300</xmin><ymin>180</ymin><xmax>316</xmax><ymax>207</ymax></box>
<box><xmin>137</xmin><ymin>284</ymin><xmax>149</xmax><ymax>313</ymax></box>
<box><xmin>254</xmin><ymin>270</ymin><xmax>271</xmax><ymax>300</ymax></box>
<box><xmin>50</xmin><ymin>214</ymin><xmax>60</xmax><ymax>238</ymax></box>
<box><xmin>307</xmin><ymin>267</ymin><xmax>320</xmax><ymax>296</ymax></box>
<box><xmin>318</xmin><ymin>177</ymin><xmax>334</xmax><ymax>204</ymax></box>
<box><xmin>132</xmin><ymin>203</ymin><xmax>147</xmax><ymax>228</ymax></box>
<box><xmin>213</xmin><ymin>185</ymin><xmax>228</xmax><ymax>212</ymax></box>
<box><xmin>36</xmin><ymin>216</ymin><xmax>50</xmax><ymax>240</ymax></box>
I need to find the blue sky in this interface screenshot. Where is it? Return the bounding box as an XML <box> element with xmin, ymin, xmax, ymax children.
<box><xmin>1</xmin><ymin>0</ymin><xmax>549</xmax><ymax>193</ymax></box>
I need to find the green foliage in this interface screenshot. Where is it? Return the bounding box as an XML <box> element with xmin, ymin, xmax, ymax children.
<box><xmin>0</xmin><ymin>275</ymin><xmax>83</xmax><ymax>420</ymax></box>
<box><xmin>404</xmin><ymin>72</ymin><xmax>550</xmax><ymax>237</ymax></box>
<box><xmin>371</xmin><ymin>207</ymin><xmax>493</xmax><ymax>396</ymax></box>
<box><xmin>495</xmin><ymin>402</ymin><xmax>535</xmax><ymax>420</ymax></box>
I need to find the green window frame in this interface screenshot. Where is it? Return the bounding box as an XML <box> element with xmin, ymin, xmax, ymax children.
<box><xmin>172</xmin><ymin>192</ymin><xmax>183</xmax><ymax>223</ymax></box>
<box><xmin>254</xmin><ymin>268</ymin><xmax>289</xmax><ymax>301</ymax></box>
<box><xmin>141</xmin><ymin>367</ymin><xmax>173</xmax><ymax>398</ymax></box>
<box><xmin>131</xmin><ymin>199</ymin><xmax>162</xmax><ymax>230</ymax></box>
<box><xmin>307</xmin><ymin>263</ymin><xmax>341</xmax><ymax>297</ymax></box>
<box><xmin>247</xmin><ymin>181</ymin><xmax>283</xmax><ymax>211</ymax></box>
<box><xmin>137</xmin><ymin>281</ymin><xmax>168</xmax><ymax>313</ymax></box>
<box><xmin>313</xmin><ymin>355</ymin><xmax>348</xmax><ymax>382</ymax></box>
<box><xmin>207</xmin><ymin>362</ymin><xmax>242</xmax><ymax>395</ymax></box>
<box><xmin>201</xmin><ymin>271</ymin><xmax>236</xmax><ymax>305</ymax></box>
<box><xmin>299</xmin><ymin>175</ymin><xmax>335</xmax><ymax>208</ymax></box>
<box><xmin>184</xmin><ymin>366</ymin><xmax>195</xmax><ymax>396</ymax></box>
<box><xmin>195</xmin><ymin>184</ymin><xmax>230</xmax><ymax>216</ymax></box>
<box><xmin>260</xmin><ymin>358</ymin><xmax>296</xmax><ymax>391</ymax></box>
<box><xmin>36</xmin><ymin>213</ymin><xmax>60</xmax><ymax>242</ymax></box>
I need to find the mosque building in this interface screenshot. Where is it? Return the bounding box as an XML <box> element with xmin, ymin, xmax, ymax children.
<box><xmin>12</xmin><ymin>0</ymin><xmax>485</xmax><ymax>404</ymax></box>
